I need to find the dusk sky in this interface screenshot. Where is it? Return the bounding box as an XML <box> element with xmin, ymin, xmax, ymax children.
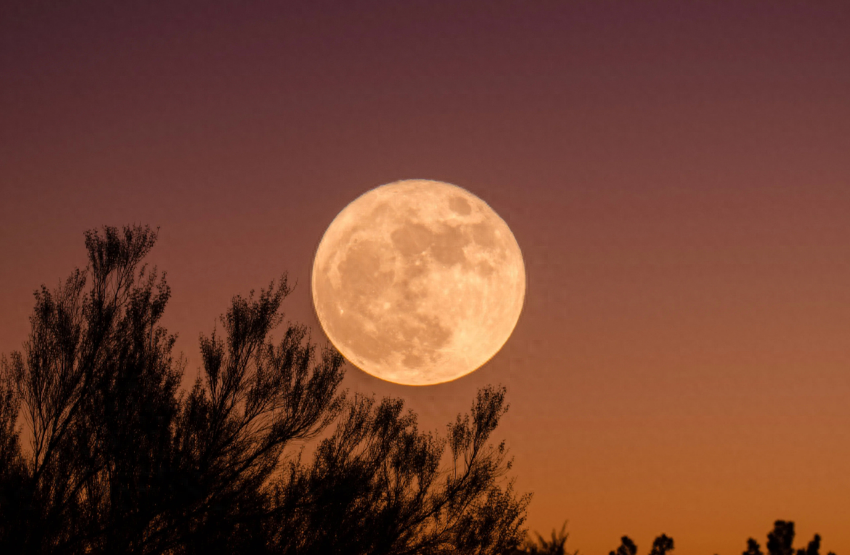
<box><xmin>2</xmin><ymin>2</ymin><xmax>849</xmax><ymax>553</ymax></box>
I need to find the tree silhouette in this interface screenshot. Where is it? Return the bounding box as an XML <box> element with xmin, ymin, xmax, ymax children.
<box><xmin>799</xmin><ymin>536</ymin><xmax>823</xmax><ymax>555</ymax></box>
<box><xmin>515</xmin><ymin>521</ymin><xmax>578</xmax><ymax>555</ymax></box>
<box><xmin>648</xmin><ymin>535</ymin><xmax>674</xmax><ymax>555</ymax></box>
<box><xmin>610</xmin><ymin>536</ymin><xmax>638</xmax><ymax>555</ymax></box>
<box><xmin>768</xmin><ymin>521</ymin><xmax>797</xmax><ymax>555</ymax></box>
<box><xmin>745</xmin><ymin>538</ymin><xmax>765</xmax><ymax>555</ymax></box>
<box><xmin>603</xmin><ymin>533</ymin><xmax>673</xmax><ymax>555</ymax></box>
<box><xmin>0</xmin><ymin>225</ymin><xmax>529</xmax><ymax>554</ymax></box>
<box><xmin>747</xmin><ymin>521</ymin><xmax>835</xmax><ymax>555</ymax></box>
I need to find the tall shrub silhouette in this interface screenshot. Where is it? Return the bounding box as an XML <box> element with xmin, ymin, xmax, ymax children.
<box><xmin>0</xmin><ymin>225</ymin><xmax>529</xmax><ymax>555</ymax></box>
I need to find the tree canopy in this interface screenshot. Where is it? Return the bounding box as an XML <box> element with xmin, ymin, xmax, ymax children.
<box><xmin>0</xmin><ymin>225</ymin><xmax>529</xmax><ymax>555</ymax></box>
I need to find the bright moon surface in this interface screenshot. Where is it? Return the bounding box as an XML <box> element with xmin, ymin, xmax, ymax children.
<box><xmin>311</xmin><ymin>179</ymin><xmax>526</xmax><ymax>385</ymax></box>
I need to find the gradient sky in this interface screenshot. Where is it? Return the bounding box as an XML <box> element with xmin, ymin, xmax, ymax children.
<box><xmin>2</xmin><ymin>2</ymin><xmax>849</xmax><ymax>553</ymax></box>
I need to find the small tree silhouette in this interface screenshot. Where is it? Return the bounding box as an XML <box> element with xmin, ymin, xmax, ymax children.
<box><xmin>0</xmin><ymin>225</ymin><xmax>530</xmax><ymax>555</ymax></box>
<box><xmin>768</xmin><ymin>522</ymin><xmax>797</xmax><ymax>555</ymax></box>
<box><xmin>610</xmin><ymin>536</ymin><xmax>638</xmax><ymax>555</ymax></box>
<box><xmin>747</xmin><ymin>521</ymin><xmax>835</xmax><ymax>555</ymax></box>
<box><xmin>745</xmin><ymin>538</ymin><xmax>766</xmax><ymax>555</ymax></box>
<box><xmin>648</xmin><ymin>535</ymin><xmax>674</xmax><ymax>555</ymax></box>
<box><xmin>799</xmin><ymin>536</ymin><xmax>823</xmax><ymax>555</ymax></box>
<box><xmin>517</xmin><ymin>521</ymin><xmax>578</xmax><ymax>555</ymax></box>
<box><xmin>606</xmin><ymin>534</ymin><xmax>672</xmax><ymax>555</ymax></box>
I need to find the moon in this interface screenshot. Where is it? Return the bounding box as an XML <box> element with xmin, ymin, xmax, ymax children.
<box><xmin>311</xmin><ymin>179</ymin><xmax>525</xmax><ymax>386</ymax></box>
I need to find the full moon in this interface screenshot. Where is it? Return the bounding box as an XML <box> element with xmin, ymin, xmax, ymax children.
<box><xmin>311</xmin><ymin>179</ymin><xmax>525</xmax><ymax>385</ymax></box>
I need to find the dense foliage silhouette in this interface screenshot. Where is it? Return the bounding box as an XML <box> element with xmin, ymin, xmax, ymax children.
<box><xmin>0</xmin><ymin>225</ymin><xmax>529</xmax><ymax>554</ymax></box>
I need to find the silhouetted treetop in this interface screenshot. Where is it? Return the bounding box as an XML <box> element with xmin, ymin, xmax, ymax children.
<box><xmin>0</xmin><ymin>224</ymin><xmax>529</xmax><ymax>555</ymax></box>
<box><xmin>745</xmin><ymin>538</ymin><xmax>766</xmax><ymax>555</ymax></box>
<box><xmin>610</xmin><ymin>536</ymin><xmax>638</xmax><ymax>555</ymax></box>
<box><xmin>747</xmin><ymin>521</ymin><xmax>835</xmax><ymax>555</ymax></box>
<box><xmin>602</xmin><ymin>533</ymin><xmax>673</xmax><ymax>555</ymax></box>
<box><xmin>517</xmin><ymin>522</ymin><xmax>578</xmax><ymax>555</ymax></box>
<box><xmin>768</xmin><ymin>521</ymin><xmax>797</xmax><ymax>555</ymax></box>
<box><xmin>648</xmin><ymin>535</ymin><xmax>674</xmax><ymax>555</ymax></box>
<box><xmin>799</xmin><ymin>536</ymin><xmax>823</xmax><ymax>555</ymax></box>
